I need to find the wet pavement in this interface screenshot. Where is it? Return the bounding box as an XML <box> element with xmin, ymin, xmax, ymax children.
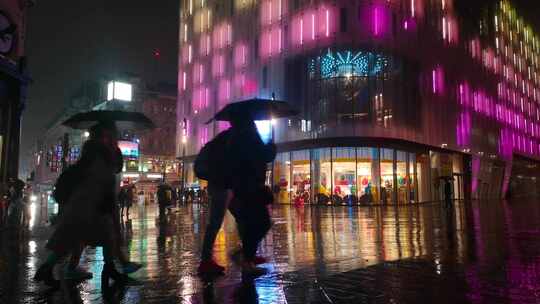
<box><xmin>1</xmin><ymin>199</ymin><xmax>540</xmax><ymax>303</ymax></box>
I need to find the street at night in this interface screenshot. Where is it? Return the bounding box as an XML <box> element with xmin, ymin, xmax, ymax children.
<box><xmin>2</xmin><ymin>200</ymin><xmax>540</xmax><ymax>303</ymax></box>
<box><xmin>3</xmin><ymin>0</ymin><xmax>540</xmax><ymax>303</ymax></box>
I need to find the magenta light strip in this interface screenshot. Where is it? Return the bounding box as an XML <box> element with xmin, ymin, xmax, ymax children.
<box><xmin>374</xmin><ymin>7</ymin><xmax>379</xmax><ymax>36</ymax></box>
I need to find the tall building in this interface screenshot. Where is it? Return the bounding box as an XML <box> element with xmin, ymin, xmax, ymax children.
<box><xmin>178</xmin><ymin>0</ymin><xmax>540</xmax><ymax>204</ymax></box>
<box><xmin>29</xmin><ymin>77</ymin><xmax>179</xmax><ymax>202</ymax></box>
<box><xmin>0</xmin><ymin>0</ymin><xmax>32</xmax><ymax>191</ymax></box>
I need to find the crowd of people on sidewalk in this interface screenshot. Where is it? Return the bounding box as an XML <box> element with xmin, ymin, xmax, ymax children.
<box><xmin>28</xmin><ymin>109</ymin><xmax>277</xmax><ymax>292</ymax></box>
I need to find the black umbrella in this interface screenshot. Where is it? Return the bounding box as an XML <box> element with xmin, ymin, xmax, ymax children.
<box><xmin>207</xmin><ymin>98</ymin><xmax>299</xmax><ymax>123</ymax></box>
<box><xmin>62</xmin><ymin>110</ymin><xmax>156</xmax><ymax>131</ymax></box>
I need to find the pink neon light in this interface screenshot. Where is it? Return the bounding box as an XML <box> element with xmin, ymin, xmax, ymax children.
<box><xmin>234</xmin><ymin>43</ymin><xmax>248</xmax><ymax>68</ymax></box>
<box><xmin>199</xmin><ymin>34</ymin><xmax>211</xmax><ymax>56</ymax></box>
<box><xmin>234</xmin><ymin>73</ymin><xmax>258</xmax><ymax>97</ymax></box>
<box><xmin>374</xmin><ymin>7</ymin><xmax>380</xmax><ymax>36</ymax></box>
<box><xmin>432</xmin><ymin>67</ymin><xmax>444</xmax><ymax>95</ymax></box>
<box><xmin>181</xmin><ymin>45</ymin><xmax>192</xmax><ymax>64</ymax></box>
<box><xmin>200</xmin><ymin>126</ymin><xmax>209</xmax><ymax>147</ymax></box>
<box><xmin>182</xmin><ymin>72</ymin><xmax>187</xmax><ymax>91</ymax></box>
<box><xmin>260</xmin><ymin>26</ymin><xmax>282</xmax><ymax>59</ymax></box>
<box><xmin>192</xmin><ymin>86</ymin><xmax>210</xmax><ymax>112</ymax></box>
<box><xmin>432</xmin><ymin>70</ymin><xmax>437</xmax><ymax>93</ymax></box>
<box><xmin>290</xmin><ymin>5</ymin><xmax>335</xmax><ymax>48</ymax></box>
<box><xmin>213</xmin><ymin>22</ymin><xmax>232</xmax><ymax>50</ymax></box>
<box><xmin>260</xmin><ymin>0</ymin><xmax>286</xmax><ymax>26</ymax></box>
<box><xmin>212</xmin><ymin>54</ymin><xmax>225</xmax><ymax>77</ymax></box>
<box><xmin>218</xmin><ymin>79</ymin><xmax>231</xmax><ymax>104</ymax></box>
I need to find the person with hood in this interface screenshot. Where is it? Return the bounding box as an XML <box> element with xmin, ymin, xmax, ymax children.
<box><xmin>34</xmin><ymin>122</ymin><xmax>142</xmax><ymax>288</ymax></box>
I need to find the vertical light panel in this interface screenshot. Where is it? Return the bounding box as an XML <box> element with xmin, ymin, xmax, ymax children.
<box><xmin>212</xmin><ymin>54</ymin><xmax>225</xmax><ymax>77</ymax></box>
<box><xmin>260</xmin><ymin>26</ymin><xmax>282</xmax><ymax>59</ymax></box>
<box><xmin>218</xmin><ymin>79</ymin><xmax>231</xmax><ymax>105</ymax></box>
<box><xmin>199</xmin><ymin>34</ymin><xmax>211</xmax><ymax>56</ymax></box>
<box><xmin>182</xmin><ymin>72</ymin><xmax>187</xmax><ymax>91</ymax></box>
<box><xmin>234</xmin><ymin>43</ymin><xmax>248</xmax><ymax>68</ymax></box>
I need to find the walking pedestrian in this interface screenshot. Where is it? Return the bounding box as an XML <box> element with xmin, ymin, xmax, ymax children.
<box><xmin>34</xmin><ymin>122</ymin><xmax>142</xmax><ymax>288</ymax></box>
<box><xmin>227</xmin><ymin>115</ymin><xmax>276</xmax><ymax>277</ymax></box>
<box><xmin>195</xmin><ymin>128</ymin><xmax>234</xmax><ymax>275</ymax></box>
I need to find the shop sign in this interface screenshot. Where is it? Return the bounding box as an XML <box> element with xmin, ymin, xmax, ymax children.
<box><xmin>118</xmin><ymin>140</ymin><xmax>139</xmax><ymax>158</ymax></box>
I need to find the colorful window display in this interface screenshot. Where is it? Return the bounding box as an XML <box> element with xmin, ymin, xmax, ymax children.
<box><xmin>291</xmin><ymin>150</ymin><xmax>310</xmax><ymax>207</ymax></box>
<box><xmin>332</xmin><ymin>147</ymin><xmax>356</xmax><ymax>204</ymax></box>
<box><xmin>357</xmin><ymin>147</ymin><xmax>379</xmax><ymax>204</ymax></box>
<box><xmin>311</xmin><ymin>148</ymin><xmax>332</xmax><ymax>204</ymax></box>
<box><xmin>380</xmin><ymin>148</ymin><xmax>394</xmax><ymax>204</ymax></box>
<box><xmin>396</xmin><ymin>151</ymin><xmax>408</xmax><ymax>204</ymax></box>
<box><xmin>273</xmin><ymin>152</ymin><xmax>291</xmax><ymax>204</ymax></box>
<box><xmin>186</xmin><ymin>146</ymin><xmax>461</xmax><ymax>204</ymax></box>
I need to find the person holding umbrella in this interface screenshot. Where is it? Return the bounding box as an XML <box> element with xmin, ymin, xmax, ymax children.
<box><xmin>34</xmin><ymin>112</ymin><xmax>152</xmax><ymax>288</ymax></box>
<box><xmin>203</xmin><ymin>98</ymin><xmax>296</xmax><ymax>277</ymax></box>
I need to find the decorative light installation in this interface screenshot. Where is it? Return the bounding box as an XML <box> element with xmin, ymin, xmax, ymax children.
<box><xmin>199</xmin><ymin>126</ymin><xmax>209</xmax><ymax>147</ymax></box>
<box><xmin>194</xmin><ymin>8</ymin><xmax>212</xmax><ymax>33</ymax></box>
<box><xmin>311</xmin><ymin>50</ymin><xmax>390</xmax><ymax>79</ymax></box>
<box><xmin>290</xmin><ymin>5</ymin><xmax>336</xmax><ymax>48</ymax></box>
<box><xmin>192</xmin><ymin>87</ymin><xmax>210</xmax><ymax>112</ymax></box>
<box><xmin>261</xmin><ymin>0</ymin><xmax>286</xmax><ymax>26</ymax></box>
<box><xmin>359</xmin><ymin>4</ymin><xmax>391</xmax><ymax>37</ymax></box>
<box><xmin>199</xmin><ymin>34</ymin><xmax>211</xmax><ymax>56</ymax></box>
<box><xmin>260</xmin><ymin>26</ymin><xmax>283</xmax><ymax>59</ymax></box>
<box><xmin>212</xmin><ymin>54</ymin><xmax>225</xmax><ymax>77</ymax></box>
<box><xmin>213</xmin><ymin>22</ymin><xmax>232</xmax><ymax>50</ymax></box>
<box><xmin>234</xmin><ymin>43</ymin><xmax>249</xmax><ymax>68</ymax></box>
<box><xmin>218</xmin><ymin>79</ymin><xmax>231</xmax><ymax>104</ymax></box>
<box><xmin>192</xmin><ymin>62</ymin><xmax>205</xmax><ymax>85</ymax></box>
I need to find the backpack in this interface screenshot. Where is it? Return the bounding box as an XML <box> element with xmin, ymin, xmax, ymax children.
<box><xmin>194</xmin><ymin>131</ymin><xmax>230</xmax><ymax>182</ymax></box>
<box><xmin>52</xmin><ymin>165</ymin><xmax>82</xmax><ymax>205</ymax></box>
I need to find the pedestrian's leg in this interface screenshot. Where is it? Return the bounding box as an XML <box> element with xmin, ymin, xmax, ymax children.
<box><xmin>199</xmin><ymin>187</ymin><xmax>231</xmax><ymax>274</ymax></box>
<box><xmin>242</xmin><ymin>203</ymin><xmax>271</xmax><ymax>262</ymax></box>
<box><xmin>68</xmin><ymin>244</ymin><xmax>84</xmax><ymax>269</ymax></box>
<box><xmin>64</xmin><ymin>244</ymin><xmax>93</xmax><ymax>280</ymax></box>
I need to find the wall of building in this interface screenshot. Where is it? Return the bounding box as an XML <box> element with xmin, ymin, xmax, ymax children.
<box><xmin>177</xmin><ymin>0</ymin><xmax>540</xmax><ymax>202</ymax></box>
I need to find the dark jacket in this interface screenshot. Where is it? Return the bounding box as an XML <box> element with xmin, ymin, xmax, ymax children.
<box><xmin>228</xmin><ymin>124</ymin><xmax>276</xmax><ymax>198</ymax></box>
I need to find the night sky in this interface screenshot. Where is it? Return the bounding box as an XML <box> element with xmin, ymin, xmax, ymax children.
<box><xmin>21</xmin><ymin>0</ymin><xmax>178</xmax><ymax>175</ymax></box>
<box><xmin>19</xmin><ymin>0</ymin><xmax>540</xmax><ymax>176</ymax></box>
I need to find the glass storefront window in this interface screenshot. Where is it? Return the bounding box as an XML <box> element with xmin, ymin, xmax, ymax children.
<box><xmin>332</xmin><ymin>147</ymin><xmax>356</xmax><ymax>204</ymax></box>
<box><xmin>396</xmin><ymin>151</ymin><xmax>408</xmax><ymax>204</ymax></box>
<box><xmin>357</xmin><ymin>147</ymin><xmax>378</xmax><ymax>204</ymax></box>
<box><xmin>273</xmin><ymin>152</ymin><xmax>291</xmax><ymax>204</ymax></box>
<box><xmin>292</xmin><ymin>150</ymin><xmax>311</xmax><ymax>205</ymax></box>
<box><xmin>380</xmin><ymin>148</ymin><xmax>394</xmax><ymax>204</ymax></box>
<box><xmin>311</xmin><ymin>148</ymin><xmax>332</xmax><ymax>204</ymax></box>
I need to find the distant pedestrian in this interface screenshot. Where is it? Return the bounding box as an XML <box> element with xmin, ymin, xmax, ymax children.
<box><xmin>119</xmin><ymin>184</ymin><xmax>134</xmax><ymax>218</ymax></box>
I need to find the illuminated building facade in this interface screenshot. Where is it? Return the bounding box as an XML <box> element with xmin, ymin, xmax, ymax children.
<box><xmin>178</xmin><ymin>0</ymin><xmax>540</xmax><ymax>203</ymax></box>
<box><xmin>0</xmin><ymin>0</ymin><xmax>32</xmax><ymax>192</ymax></box>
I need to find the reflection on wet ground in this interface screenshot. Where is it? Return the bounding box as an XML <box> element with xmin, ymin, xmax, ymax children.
<box><xmin>1</xmin><ymin>199</ymin><xmax>540</xmax><ymax>303</ymax></box>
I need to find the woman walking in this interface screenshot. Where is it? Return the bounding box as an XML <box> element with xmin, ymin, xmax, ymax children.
<box><xmin>34</xmin><ymin>123</ymin><xmax>141</xmax><ymax>288</ymax></box>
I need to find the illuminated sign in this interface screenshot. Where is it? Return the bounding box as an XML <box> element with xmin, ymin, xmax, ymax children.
<box><xmin>118</xmin><ymin>141</ymin><xmax>139</xmax><ymax>158</ymax></box>
<box><xmin>107</xmin><ymin>81</ymin><xmax>133</xmax><ymax>101</ymax></box>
